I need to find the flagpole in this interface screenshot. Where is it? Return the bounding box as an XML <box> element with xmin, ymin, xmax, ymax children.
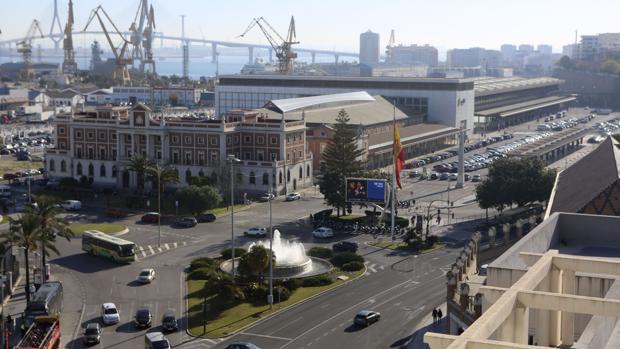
<box><xmin>391</xmin><ymin>103</ymin><xmax>396</xmax><ymax>242</ymax></box>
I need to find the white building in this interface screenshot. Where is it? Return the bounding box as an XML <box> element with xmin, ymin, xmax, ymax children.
<box><xmin>85</xmin><ymin>86</ymin><xmax>204</xmax><ymax>107</ymax></box>
<box><xmin>359</xmin><ymin>30</ymin><xmax>380</xmax><ymax>65</ymax></box>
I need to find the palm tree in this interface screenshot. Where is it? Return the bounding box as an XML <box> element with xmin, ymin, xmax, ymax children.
<box><xmin>128</xmin><ymin>155</ymin><xmax>153</xmax><ymax>194</ymax></box>
<box><xmin>35</xmin><ymin>196</ymin><xmax>74</xmax><ymax>277</ymax></box>
<box><xmin>238</xmin><ymin>246</ymin><xmax>273</xmax><ymax>283</ymax></box>
<box><xmin>1</xmin><ymin>212</ymin><xmax>41</xmax><ymax>304</ymax></box>
<box><xmin>147</xmin><ymin>164</ymin><xmax>179</xmax><ymax>208</ymax></box>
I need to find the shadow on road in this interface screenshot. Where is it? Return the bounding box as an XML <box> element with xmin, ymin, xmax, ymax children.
<box><xmin>126</xmin><ymin>280</ymin><xmax>144</xmax><ymax>287</ymax></box>
<box><xmin>52</xmin><ymin>253</ymin><xmax>124</xmax><ymax>274</ymax></box>
<box><xmin>115</xmin><ymin>321</ymin><xmax>142</xmax><ymax>333</ymax></box>
<box><xmin>344</xmin><ymin>324</ymin><xmax>364</xmax><ymax>332</ymax></box>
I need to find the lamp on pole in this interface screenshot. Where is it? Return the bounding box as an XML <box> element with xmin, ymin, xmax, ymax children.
<box><xmin>157</xmin><ymin>166</ymin><xmax>161</xmax><ymax>248</ymax></box>
<box><xmin>268</xmin><ymin>186</ymin><xmax>274</xmax><ymax>309</ymax></box>
<box><xmin>228</xmin><ymin>154</ymin><xmax>241</xmax><ymax>283</ymax></box>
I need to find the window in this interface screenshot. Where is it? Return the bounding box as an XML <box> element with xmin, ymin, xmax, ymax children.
<box><xmin>287</xmin><ymin>169</ymin><xmax>290</xmax><ymax>183</ymax></box>
<box><xmin>262</xmin><ymin>172</ymin><xmax>269</xmax><ymax>185</ymax></box>
<box><xmin>210</xmin><ymin>137</ymin><xmax>217</xmax><ymax>146</ymax></box>
<box><xmin>112</xmin><ymin>165</ymin><xmax>117</xmax><ymax>178</ymax></box>
<box><xmin>76</xmin><ymin>131</ymin><xmax>82</xmax><ymax>138</ymax></box>
<box><xmin>249</xmin><ymin>171</ymin><xmax>256</xmax><ymax>185</ymax></box>
<box><xmin>76</xmin><ymin>163</ymin><xmax>82</xmax><ymax>175</ymax></box>
<box><xmin>172</xmin><ymin>152</ymin><xmax>179</xmax><ymax>164</ymax></box>
<box><xmin>185</xmin><ymin>169</ymin><xmax>192</xmax><ymax>183</ymax></box>
<box><xmin>49</xmin><ymin>159</ymin><xmax>55</xmax><ymax>171</ymax></box>
<box><xmin>198</xmin><ymin>152</ymin><xmax>205</xmax><ymax>165</ymax></box>
<box><xmin>112</xmin><ymin>149</ymin><xmax>117</xmax><ymax>160</ymax></box>
<box><xmin>60</xmin><ymin>160</ymin><xmax>66</xmax><ymax>172</ymax></box>
<box><xmin>111</xmin><ymin>133</ymin><xmax>117</xmax><ymax>141</ymax></box>
<box><xmin>184</xmin><ymin>152</ymin><xmax>192</xmax><ymax>165</ymax></box>
<box><xmin>197</xmin><ymin>137</ymin><xmax>205</xmax><ymax>145</ymax></box>
<box><xmin>172</xmin><ymin>136</ymin><xmax>179</xmax><ymax>144</ymax></box>
<box><xmin>58</xmin><ymin>127</ymin><xmax>65</xmax><ymax>135</ymax></box>
<box><xmin>227</xmin><ymin>136</ymin><xmax>232</xmax><ymax>145</ymax></box>
<box><xmin>126</xmin><ymin>149</ymin><xmax>132</xmax><ymax>158</ymax></box>
<box><xmin>278</xmin><ymin>171</ymin><xmax>283</xmax><ymax>184</ymax></box>
<box><xmin>244</xmin><ymin>136</ymin><xmax>251</xmax><ymax>143</ymax></box>
<box><xmin>100</xmin><ymin>164</ymin><xmax>106</xmax><ymax>177</ymax></box>
<box><xmin>88</xmin><ymin>163</ymin><xmax>94</xmax><ymax>177</ymax></box>
<box><xmin>257</xmin><ymin>151</ymin><xmax>264</xmax><ymax>161</ymax></box>
<box><xmin>307</xmin><ymin>165</ymin><xmax>310</xmax><ymax>177</ymax></box>
<box><xmin>210</xmin><ymin>151</ymin><xmax>218</xmax><ymax>161</ymax></box>
<box><xmin>271</xmin><ymin>153</ymin><xmax>277</xmax><ymax>161</ymax></box>
<box><xmin>99</xmin><ymin>132</ymin><xmax>105</xmax><ymax>140</ymax></box>
<box><xmin>184</xmin><ymin>136</ymin><xmax>191</xmax><ymax>144</ymax></box>
<box><xmin>100</xmin><ymin>148</ymin><xmax>106</xmax><ymax>160</ymax></box>
<box><xmin>76</xmin><ymin>147</ymin><xmax>83</xmax><ymax>158</ymax></box>
<box><xmin>244</xmin><ymin>152</ymin><xmax>251</xmax><ymax>160</ymax></box>
<box><xmin>299</xmin><ymin>167</ymin><xmax>303</xmax><ymax>179</ymax></box>
<box><xmin>270</xmin><ymin>136</ymin><xmax>277</xmax><ymax>145</ymax></box>
<box><xmin>87</xmin><ymin>132</ymin><xmax>94</xmax><ymax>140</ymax></box>
<box><xmin>88</xmin><ymin>147</ymin><xmax>94</xmax><ymax>159</ymax></box>
<box><xmin>257</xmin><ymin>136</ymin><xmax>265</xmax><ymax>144</ymax></box>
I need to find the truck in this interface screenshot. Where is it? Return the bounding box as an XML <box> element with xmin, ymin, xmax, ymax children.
<box><xmin>15</xmin><ymin>316</ymin><xmax>61</xmax><ymax>349</ymax></box>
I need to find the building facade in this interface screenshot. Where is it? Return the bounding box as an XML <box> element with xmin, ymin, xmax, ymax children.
<box><xmin>45</xmin><ymin>104</ymin><xmax>313</xmax><ymax>196</ymax></box>
<box><xmin>359</xmin><ymin>30</ymin><xmax>380</xmax><ymax>65</ymax></box>
<box><xmin>84</xmin><ymin>86</ymin><xmax>204</xmax><ymax>107</ymax></box>
<box><xmin>389</xmin><ymin>44</ymin><xmax>439</xmax><ymax>66</ymax></box>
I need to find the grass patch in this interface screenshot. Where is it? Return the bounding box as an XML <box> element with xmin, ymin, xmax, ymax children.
<box><xmin>0</xmin><ymin>215</ymin><xmax>8</xmax><ymax>224</ymax></box>
<box><xmin>0</xmin><ymin>159</ymin><xmax>43</xmax><ymax>174</ymax></box>
<box><xmin>208</xmin><ymin>204</ymin><xmax>251</xmax><ymax>217</ymax></box>
<box><xmin>69</xmin><ymin>223</ymin><xmax>127</xmax><ymax>235</ymax></box>
<box><xmin>332</xmin><ymin>214</ymin><xmax>364</xmax><ymax>221</ymax></box>
<box><xmin>187</xmin><ymin>268</ymin><xmax>364</xmax><ymax>338</ymax></box>
<box><xmin>368</xmin><ymin>241</ymin><xmax>446</xmax><ymax>254</ymax></box>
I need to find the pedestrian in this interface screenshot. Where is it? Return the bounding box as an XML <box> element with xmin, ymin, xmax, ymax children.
<box><xmin>20</xmin><ymin>321</ymin><xmax>26</xmax><ymax>337</ymax></box>
<box><xmin>6</xmin><ymin>314</ymin><xmax>12</xmax><ymax>332</ymax></box>
<box><xmin>437</xmin><ymin>309</ymin><xmax>443</xmax><ymax>323</ymax></box>
<box><xmin>432</xmin><ymin>308</ymin><xmax>438</xmax><ymax>324</ymax></box>
<box><xmin>29</xmin><ymin>284</ymin><xmax>36</xmax><ymax>298</ymax></box>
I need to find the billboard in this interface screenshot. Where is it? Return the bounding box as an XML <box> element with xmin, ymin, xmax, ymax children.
<box><xmin>346</xmin><ymin>178</ymin><xmax>387</xmax><ymax>203</ymax></box>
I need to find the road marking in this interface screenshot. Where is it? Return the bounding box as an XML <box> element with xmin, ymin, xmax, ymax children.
<box><xmin>379</xmin><ymin>265</ymin><xmax>385</xmax><ymax>270</ymax></box>
<box><xmin>164</xmin><ymin>243</ymin><xmax>170</xmax><ymax>250</ymax></box>
<box><xmin>141</xmin><ymin>249</ymin><xmax>147</xmax><ymax>258</ymax></box>
<box><xmin>183</xmin><ymin>241</ymin><xmax>187</xmax><ymax>246</ymax></box>
<box><xmin>242</xmin><ymin>332</ymin><xmax>293</xmax><ymax>341</ymax></box>
<box><xmin>173</xmin><ymin>242</ymin><xmax>178</xmax><ymax>248</ymax></box>
<box><xmin>139</xmin><ymin>246</ymin><xmax>144</xmax><ymax>251</ymax></box>
<box><xmin>368</xmin><ymin>264</ymin><xmax>377</xmax><ymax>273</ymax></box>
<box><xmin>148</xmin><ymin>245</ymin><xmax>155</xmax><ymax>255</ymax></box>
<box><xmin>157</xmin><ymin>246</ymin><xmax>163</xmax><ymax>253</ymax></box>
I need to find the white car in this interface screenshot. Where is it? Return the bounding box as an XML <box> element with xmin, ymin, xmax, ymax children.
<box><xmin>137</xmin><ymin>268</ymin><xmax>156</xmax><ymax>283</ymax></box>
<box><xmin>285</xmin><ymin>192</ymin><xmax>301</xmax><ymax>201</ymax></box>
<box><xmin>244</xmin><ymin>227</ymin><xmax>268</xmax><ymax>237</ymax></box>
<box><xmin>312</xmin><ymin>227</ymin><xmax>334</xmax><ymax>239</ymax></box>
<box><xmin>101</xmin><ymin>303</ymin><xmax>120</xmax><ymax>325</ymax></box>
<box><xmin>60</xmin><ymin>200</ymin><xmax>81</xmax><ymax>211</ymax></box>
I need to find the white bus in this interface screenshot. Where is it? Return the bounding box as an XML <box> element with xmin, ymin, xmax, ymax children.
<box><xmin>0</xmin><ymin>185</ymin><xmax>11</xmax><ymax>198</ymax></box>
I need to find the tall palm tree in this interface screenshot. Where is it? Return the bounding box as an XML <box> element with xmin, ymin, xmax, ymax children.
<box><xmin>35</xmin><ymin>196</ymin><xmax>74</xmax><ymax>277</ymax></box>
<box><xmin>147</xmin><ymin>164</ymin><xmax>179</xmax><ymax>208</ymax></box>
<box><xmin>128</xmin><ymin>155</ymin><xmax>154</xmax><ymax>195</ymax></box>
<box><xmin>1</xmin><ymin>212</ymin><xmax>41</xmax><ymax>304</ymax></box>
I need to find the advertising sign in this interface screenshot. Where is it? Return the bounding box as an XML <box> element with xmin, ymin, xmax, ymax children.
<box><xmin>346</xmin><ymin>178</ymin><xmax>386</xmax><ymax>203</ymax></box>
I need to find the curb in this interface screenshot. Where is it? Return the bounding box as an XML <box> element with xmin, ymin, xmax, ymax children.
<box><xmin>184</xmin><ymin>264</ymin><xmax>368</xmax><ymax>340</ymax></box>
<box><xmin>364</xmin><ymin>240</ymin><xmax>446</xmax><ymax>255</ymax></box>
<box><xmin>212</xmin><ymin>203</ymin><xmax>256</xmax><ymax>218</ymax></box>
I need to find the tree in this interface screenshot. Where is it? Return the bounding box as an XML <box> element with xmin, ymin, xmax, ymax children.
<box><xmin>319</xmin><ymin>109</ymin><xmax>364</xmax><ymax>216</ymax></box>
<box><xmin>1</xmin><ymin>212</ymin><xmax>41</xmax><ymax>303</ymax></box>
<box><xmin>174</xmin><ymin>185</ymin><xmax>222</xmax><ymax>216</ymax></box>
<box><xmin>187</xmin><ymin>175</ymin><xmax>216</xmax><ymax>187</ymax></box>
<box><xmin>147</xmin><ymin>164</ymin><xmax>179</xmax><ymax>199</ymax></box>
<box><xmin>128</xmin><ymin>155</ymin><xmax>153</xmax><ymax>194</ymax></box>
<box><xmin>237</xmin><ymin>245</ymin><xmax>273</xmax><ymax>283</ymax></box>
<box><xmin>601</xmin><ymin>60</ymin><xmax>620</xmax><ymax>74</ymax></box>
<box><xmin>34</xmin><ymin>196</ymin><xmax>74</xmax><ymax>275</ymax></box>
<box><xmin>557</xmin><ymin>55</ymin><xmax>574</xmax><ymax>70</ymax></box>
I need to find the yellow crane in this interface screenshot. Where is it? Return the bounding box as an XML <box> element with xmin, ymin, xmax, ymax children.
<box><xmin>83</xmin><ymin>5</ymin><xmax>132</xmax><ymax>85</ymax></box>
<box><xmin>239</xmin><ymin>16</ymin><xmax>299</xmax><ymax>74</ymax></box>
<box><xmin>17</xmin><ymin>20</ymin><xmax>44</xmax><ymax>80</ymax></box>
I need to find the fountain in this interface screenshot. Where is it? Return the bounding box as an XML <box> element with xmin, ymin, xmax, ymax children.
<box><xmin>220</xmin><ymin>229</ymin><xmax>333</xmax><ymax>279</ymax></box>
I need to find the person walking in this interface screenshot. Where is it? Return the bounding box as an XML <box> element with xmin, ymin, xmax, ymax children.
<box><xmin>432</xmin><ymin>308</ymin><xmax>438</xmax><ymax>324</ymax></box>
<box><xmin>437</xmin><ymin>309</ymin><xmax>443</xmax><ymax>324</ymax></box>
<box><xmin>6</xmin><ymin>314</ymin><xmax>12</xmax><ymax>332</ymax></box>
<box><xmin>20</xmin><ymin>320</ymin><xmax>27</xmax><ymax>337</ymax></box>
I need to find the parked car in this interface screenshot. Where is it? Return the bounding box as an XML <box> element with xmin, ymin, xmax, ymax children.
<box><xmin>60</xmin><ymin>200</ymin><xmax>81</xmax><ymax>211</ymax></box>
<box><xmin>332</xmin><ymin>241</ymin><xmax>359</xmax><ymax>253</ymax></box>
<box><xmin>101</xmin><ymin>303</ymin><xmax>120</xmax><ymax>325</ymax></box>
<box><xmin>137</xmin><ymin>268</ymin><xmax>156</xmax><ymax>284</ymax></box>
<box><xmin>141</xmin><ymin>212</ymin><xmax>160</xmax><ymax>223</ymax></box>
<box><xmin>449</xmin><ymin>173</ymin><xmax>458</xmax><ymax>181</ymax></box>
<box><xmin>161</xmin><ymin>310</ymin><xmax>178</xmax><ymax>332</ymax></box>
<box><xmin>471</xmin><ymin>174</ymin><xmax>482</xmax><ymax>182</ymax></box>
<box><xmin>83</xmin><ymin>323</ymin><xmax>101</xmax><ymax>345</ymax></box>
<box><xmin>429</xmin><ymin>172</ymin><xmax>439</xmax><ymax>180</ymax></box>
<box><xmin>285</xmin><ymin>192</ymin><xmax>301</xmax><ymax>201</ymax></box>
<box><xmin>134</xmin><ymin>307</ymin><xmax>153</xmax><ymax>328</ymax></box>
<box><xmin>244</xmin><ymin>227</ymin><xmax>268</xmax><ymax>237</ymax></box>
<box><xmin>174</xmin><ymin>217</ymin><xmax>198</xmax><ymax>228</ymax></box>
<box><xmin>439</xmin><ymin>173</ymin><xmax>449</xmax><ymax>180</ymax></box>
<box><xmin>312</xmin><ymin>227</ymin><xmax>334</xmax><ymax>239</ymax></box>
<box><xmin>225</xmin><ymin>342</ymin><xmax>262</xmax><ymax>349</ymax></box>
<box><xmin>196</xmin><ymin>213</ymin><xmax>216</xmax><ymax>223</ymax></box>
<box><xmin>258</xmin><ymin>193</ymin><xmax>275</xmax><ymax>202</ymax></box>
<box><xmin>354</xmin><ymin>310</ymin><xmax>381</xmax><ymax>327</ymax></box>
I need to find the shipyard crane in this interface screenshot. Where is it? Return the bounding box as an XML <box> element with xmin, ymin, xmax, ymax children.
<box><xmin>17</xmin><ymin>20</ymin><xmax>44</xmax><ymax>80</ymax></box>
<box><xmin>385</xmin><ymin>29</ymin><xmax>395</xmax><ymax>63</ymax></box>
<box><xmin>239</xmin><ymin>16</ymin><xmax>299</xmax><ymax>74</ymax></box>
<box><xmin>140</xmin><ymin>3</ymin><xmax>156</xmax><ymax>73</ymax></box>
<box><xmin>84</xmin><ymin>5</ymin><xmax>132</xmax><ymax>85</ymax></box>
<box><xmin>62</xmin><ymin>0</ymin><xmax>78</xmax><ymax>79</ymax></box>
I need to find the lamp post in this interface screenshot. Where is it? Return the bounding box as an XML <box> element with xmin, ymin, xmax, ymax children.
<box><xmin>228</xmin><ymin>155</ymin><xmax>241</xmax><ymax>283</ymax></box>
<box><xmin>157</xmin><ymin>167</ymin><xmax>161</xmax><ymax>248</ymax></box>
<box><xmin>268</xmin><ymin>186</ymin><xmax>274</xmax><ymax>309</ymax></box>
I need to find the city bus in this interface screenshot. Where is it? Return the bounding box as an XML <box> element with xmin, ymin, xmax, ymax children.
<box><xmin>82</xmin><ymin>230</ymin><xmax>137</xmax><ymax>263</ymax></box>
<box><xmin>25</xmin><ymin>281</ymin><xmax>63</xmax><ymax>324</ymax></box>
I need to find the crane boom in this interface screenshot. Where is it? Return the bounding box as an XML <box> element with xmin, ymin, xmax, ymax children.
<box><xmin>238</xmin><ymin>16</ymin><xmax>299</xmax><ymax>74</ymax></box>
<box><xmin>17</xmin><ymin>19</ymin><xmax>44</xmax><ymax>80</ymax></box>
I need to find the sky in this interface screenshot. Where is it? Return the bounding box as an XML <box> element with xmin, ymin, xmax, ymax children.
<box><xmin>2</xmin><ymin>0</ymin><xmax>620</xmax><ymax>55</ymax></box>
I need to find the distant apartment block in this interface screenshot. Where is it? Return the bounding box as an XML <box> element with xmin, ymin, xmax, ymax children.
<box><xmin>84</xmin><ymin>86</ymin><xmax>205</xmax><ymax>107</ymax></box>
<box><xmin>388</xmin><ymin>44</ymin><xmax>438</xmax><ymax>67</ymax></box>
<box><xmin>359</xmin><ymin>30</ymin><xmax>380</xmax><ymax>65</ymax></box>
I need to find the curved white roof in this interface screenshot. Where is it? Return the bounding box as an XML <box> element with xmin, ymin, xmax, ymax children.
<box><xmin>263</xmin><ymin>91</ymin><xmax>375</xmax><ymax>114</ymax></box>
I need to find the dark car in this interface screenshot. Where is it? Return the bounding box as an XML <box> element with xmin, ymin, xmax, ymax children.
<box><xmin>161</xmin><ymin>310</ymin><xmax>178</xmax><ymax>332</ymax></box>
<box><xmin>134</xmin><ymin>307</ymin><xmax>152</xmax><ymax>328</ymax></box>
<box><xmin>196</xmin><ymin>213</ymin><xmax>216</xmax><ymax>223</ymax></box>
<box><xmin>141</xmin><ymin>212</ymin><xmax>160</xmax><ymax>224</ymax></box>
<box><xmin>225</xmin><ymin>342</ymin><xmax>262</xmax><ymax>349</ymax></box>
<box><xmin>354</xmin><ymin>310</ymin><xmax>381</xmax><ymax>327</ymax></box>
<box><xmin>174</xmin><ymin>217</ymin><xmax>198</xmax><ymax>228</ymax></box>
<box><xmin>83</xmin><ymin>323</ymin><xmax>101</xmax><ymax>345</ymax></box>
<box><xmin>332</xmin><ymin>241</ymin><xmax>359</xmax><ymax>253</ymax></box>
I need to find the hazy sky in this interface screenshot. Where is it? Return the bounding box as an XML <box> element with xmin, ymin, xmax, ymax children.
<box><xmin>2</xmin><ymin>0</ymin><xmax>620</xmax><ymax>54</ymax></box>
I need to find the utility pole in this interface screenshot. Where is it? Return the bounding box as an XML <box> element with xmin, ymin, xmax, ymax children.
<box><xmin>268</xmin><ymin>186</ymin><xmax>274</xmax><ymax>309</ymax></box>
<box><xmin>228</xmin><ymin>155</ymin><xmax>241</xmax><ymax>283</ymax></box>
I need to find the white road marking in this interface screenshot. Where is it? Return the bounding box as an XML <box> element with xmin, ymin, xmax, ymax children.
<box><xmin>368</xmin><ymin>263</ymin><xmax>377</xmax><ymax>273</ymax></box>
<box><xmin>164</xmin><ymin>243</ymin><xmax>170</xmax><ymax>250</ymax></box>
<box><xmin>183</xmin><ymin>241</ymin><xmax>187</xmax><ymax>246</ymax></box>
<box><xmin>173</xmin><ymin>242</ymin><xmax>178</xmax><ymax>248</ymax></box>
<box><xmin>379</xmin><ymin>265</ymin><xmax>385</xmax><ymax>270</ymax></box>
<box><xmin>139</xmin><ymin>246</ymin><xmax>144</xmax><ymax>251</ymax></box>
<box><xmin>148</xmin><ymin>245</ymin><xmax>155</xmax><ymax>255</ymax></box>
<box><xmin>242</xmin><ymin>332</ymin><xmax>293</xmax><ymax>341</ymax></box>
<box><xmin>157</xmin><ymin>246</ymin><xmax>163</xmax><ymax>253</ymax></box>
<box><xmin>141</xmin><ymin>249</ymin><xmax>147</xmax><ymax>258</ymax></box>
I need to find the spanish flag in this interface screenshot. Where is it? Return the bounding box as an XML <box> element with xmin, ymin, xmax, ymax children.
<box><xmin>394</xmin><ymin>124</ymin><xmax>405</xmax><ymax>189</ymax></box>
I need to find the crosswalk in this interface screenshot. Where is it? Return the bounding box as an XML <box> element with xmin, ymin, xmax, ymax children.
<box><xmin>136</xmin><ymin>241</ymin><xmax>187</xmax><ymax>259</ymax></box>
<box><xmin>363</xmin><ymin>261</ymin><xmax>386</xmax><ymax>276</ymax></box>
<box><xmin>177</xmin><ymin>338</ymin><xmax>225</xmax><ymax>349</ymax></box>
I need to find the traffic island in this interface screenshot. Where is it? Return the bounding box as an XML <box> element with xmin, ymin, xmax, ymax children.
<box><xmin>367</xmin><ymin>240</ymin><xmax>445</xmax><ymax>254</ymax></box>
<box><xmin>69</xmin><ymin>223</ymin><xmax>128</xmax><ymax>235</ymax></box>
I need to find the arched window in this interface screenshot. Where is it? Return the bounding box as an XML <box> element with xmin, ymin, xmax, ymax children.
<box><xmin>287</xmin><ymin>169</ymin><xmax>291</xmax><ymax>183</ymax></box>
<box><xmin>112</xmin><ymin>165</ymin><xmax>117</xmax><ymax>178</ymax></box>
<box><xmin>198</xmin><ymin>169</ymin><xmax>205</xmax><ymax>177</ymax></box>
<box><xmin>76</xmin><ymin>163</ymin><xmax>83</xmax><ymax>176</ymax></box>
<box><xmin>88</xmin><ymin>163</ymin><xmax>94</xmax><ymax>177</ymax></box>
<box><xmin>249</xmin><ymin>171</ymin><xmax>256</xmax><ymax>185</ymax></box>
<box><xmin>299</xmin><ymin>167</ymin><xmax>303</xmax><ymax>179</ymax></box>
<box><xmin>185</xmin><ymin>169</ymin><xmax>192</xmax><ymax>183</ymax></box>
<box><xmin>307</xmin><ymin>165</ymin><xmax>310</xmax><ymax>177</ymax></box>
<box><xmin>49</xmin><ymin>159</ymin><xmax>55</xmax><ymax>171</ymax></box>
<box><xmin>100</xmin><ymin>164</ymin><xmax>106</xmax><ymax>177</ymax></box>
<box><xmin>60</xmin><ymin>160</ymin><xmax>66</xmax><ymax>172</ymax></box>
<box><xmin>279</xmin><ymin>171</ymin><xmax>283</xmax><ymax>184</ymax></box>
<box><xmin>262</xmin><ymin>172</ymin><xmax>269</xmax><ymax>185</ymax></box>
<box><xmin>210</xmin><ymin>171</ymin><xmax>218</xmax><ymax>184</ymax></box>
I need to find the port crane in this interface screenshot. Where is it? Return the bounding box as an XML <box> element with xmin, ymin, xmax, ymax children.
<box><xmin>239</xmin><ymin>16</ymin><xmax>299</xmax><ymax>74</ymax></box>
<box><xmin>84</xmin><ymin>5</ymin><xmax>132</xmax><ymax>85</ymax></box>
<box><xmin>385</xmin><ymin>29</ymin><xmax>395</xmax><ymax>63</ymax></box>
<box><xmin>17</xmin><ymin>20</ymin><xmax>44</xmax><ymax>80</ymax></box>
<box><xmin>140</xmin><ymin>3</ymin><xmax>156</xmax><ymax>73</ymax></box>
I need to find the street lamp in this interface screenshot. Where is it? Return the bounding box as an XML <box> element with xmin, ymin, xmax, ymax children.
<box><xmin>228</xmin><ymin>154</ymin><xmax>241</xmax><ymax>283</ymax></box>
<box><xmin>268</xmin><ymin>186</ymin><xmax>274</xmax><ymax>309</ymax></box>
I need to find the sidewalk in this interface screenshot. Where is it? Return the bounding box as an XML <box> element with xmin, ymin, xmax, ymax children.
<box><xmin>408</xmin><ymin>303</ymin><xmax>447</xmax><ymax>349</ymax></box>
<box><xmin>3</xmin><ymin>272</ymin><xmax>29</xmax><ymax>348</ymax></box>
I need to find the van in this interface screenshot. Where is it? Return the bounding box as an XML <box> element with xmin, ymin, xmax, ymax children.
<box><xmin>60</xmin><ymin>200</ymin><xmax>81</xmax><ymax>211</ymax></box>
<box><xmin>0</xmin><ymin>185</ymin><xmax>11</xmax><ymax>198</ymax></box>
<box><xmin>145</xmin><ymin>332</ymin><xmax>170</xmax><ymax>349</ymax></box>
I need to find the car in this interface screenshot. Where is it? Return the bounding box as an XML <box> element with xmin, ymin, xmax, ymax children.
<box><xmin>244</xmin><ymin>227</ymin><xmax>268</xmax><ymax>237</ymax></box>
<box><xmin>312</xmin><ymin>227</ymin><xmax>334</xmax><ymax>239</ymax></box>
<box><xmin>134</xmin><ymin>306</ymin><xmax>153</xmax><ymax>328</ymax></box>
<box><xmin>161</xmin><ymin>310</ymin><xmax>178</xmax><ymax>332</ymax></box>
<box><xmin>60</xmin><ymin>200</ymin><xmax>81</xmax><ymax>211</ymax></box>
<box><xmin>449</xmin><ymin>173</ymin><xmax>458</xmax><ymax>181</ymax></box>
<box><xmin>101</xmin><ymin>303</ymin><xmax>120</xmax><ymax>325</ymax></box>
<box><xmin>409</xmin><ymin>170</ymin><xmax>420</xmax><ymax>178</ymax></box>
<box><xmin>137</xmin><ymin>268</ymin><xmax>156</xmax><ymax>283</ymax></box>
<box><xmin>145</xmin><ymin>331</ymin><xmax>170</xmax><ymax>349</ymax></box>
<box><xmin>429</xmin><ymin>172</ymin><xmax>439</xmax><ymax>180</ymax></box>
<box><xmin>464</xmin><ymin>173</ymin><xmax>471</xmax><ymax>181</ymax></box>
<box><xmin>258</xmin><ymin>193</ymin><xmax>275</xmax><ymax>202</ymax></box>
<box><xmin>354</xmin><ymin>310</ymin><xmax>381</xmax><ymax>327</ymax></box>
<box><xmin>225</xmin><ymin>342</ymin><xmax>262</xmax><ymax>349</ymax></box>
<box><xmin>471</xmin><ymin>174</ymin><xmax>482</xmax><ymax>182</ymax></box>
<box><xmin>439</xmin><ymin>173</ymin><xmax>449</xmax><ymax>180</ymax></box>
<box><xmin>83</xmin><ymin>323</ymin><xmax>101</xmax><ymax>345</ymax></box>
<box><xmin>141</xmin><ymin>212</ymin><xmax>160</xmax><ymax>223</ymax></box>
<box><xmin>196</xmin><ymin>213</ymin><xmax>216</xmax><ymax>223</ymax></box>
<box><xmin>285</xmin><ymin>192</ymin><xmax>301</xmax><ymax>201</ymax></box>
<box><xmin>174</xmin><ymin>216</ymin><xmax>198</xmax><ymax>228</ymax></box>
<box><xmin>332</xmin><ymin>241</ymin><xmax>359</xmax><ymax>253</ymax></box>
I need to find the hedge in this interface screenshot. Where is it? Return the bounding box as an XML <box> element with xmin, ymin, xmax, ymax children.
<box><xmin>307</xmin><ymin>246</ymin><xmax>333</xmax><ymax>259</ymax></box>
<box><xmin>341</xmin><ymin>261</ymin><xmax>365</xmax><ymax>272</ymax></box>
<box><xmin>189</xmin><ymin>257</ymin><xmax>217</xmax><ymax>272</ymax></box>
<box><xmin>301</xmin><ymin>274</ymin><xmax>333</xmax><ymax>287</ymax></box>
<box><xmin>221</xmin><ymin>247</ymin><xmax>247</xmax><ymax>260</ymax></box>
<box><xmin>188</xmin><ymin>267</ymin><xmax>219</xmax><ymax>281</ymax></box>
<box><xmin>330</xmin><ymin>252</ymin><xmax>364</xmax><ymax>268</ymax></box>
<box><xmin>273</xmin><ymin>286</ymin><xmax>291</xmax><ymax>303</ymax></box>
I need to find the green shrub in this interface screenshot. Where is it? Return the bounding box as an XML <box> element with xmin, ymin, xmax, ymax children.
<box><xmin>301</xmin><ymin>274</ymin><xmax>333</xmax><ymax>287</ymax></box>
<box><xmin>307</xmin><ymin>246</ymin><xmax>333</xmax><ymax>259</ymax></box>
<box><xmin>221</xmin><ymin>247</ymin><xmax>247</xmax><ymax>260</ymax></box>
<box><xmin>188</xmin><ymin>267</ymin><xmax>219</xmax><ymax>281</ymax></box>
<box><xmin>273</xmin><ymin>286</ymin><xmax>291</xmax><ymax>303</ymax></box>
<box><xmin>189</xmin><ymin>257</ymin><xmax>217</xmax><ymax>272</ymax></box>
<box><xmin>330</xmin><ymin>252</ymin><xmax>364</xmax><ymax>268</ymax></box>
<box><xmin>276</xmin><ymin>278</ymin><xmax>300</xmax><ymax>292</ymax></box>
<box><xmin>341</xmin><ymin>261</ymin><xmax>364</xmax><ymax>272</ymax></box>
<box><xmin>243</xmin><ymin>283</ymin><xmax>268</xmax><ymax>302</ymax></box>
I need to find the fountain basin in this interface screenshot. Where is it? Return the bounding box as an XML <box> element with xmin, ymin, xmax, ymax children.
<box><xmin>220</xmin><ymin>257</ymin><xmax>332</xmax><ymax>279</ymax></box>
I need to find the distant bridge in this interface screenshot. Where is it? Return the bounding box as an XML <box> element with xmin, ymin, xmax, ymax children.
<box><xmin>0</xmin><ymin>31</ymin><xmax>359</xmax><ymax>64</ymax></box>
